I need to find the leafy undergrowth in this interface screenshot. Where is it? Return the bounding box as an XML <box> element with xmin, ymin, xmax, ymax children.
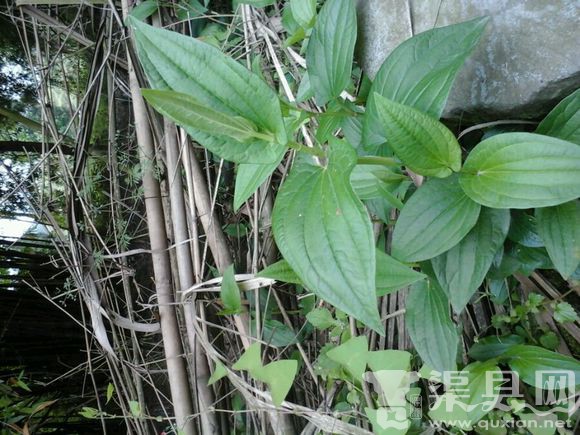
<box><xmin>3</xmin><ymin>0</ymin><xmax>579</xmax><ymax>434</ymax></box>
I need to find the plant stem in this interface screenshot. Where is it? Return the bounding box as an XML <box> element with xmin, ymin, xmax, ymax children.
<box><xmin>287</xmin><ymin>141</ymin><xmax>326</xmax><ymax>158</ymax></box>
<box><xmin>357</xmin><ymin>156</ymin><xmax>399</xmax><ymax>167</ymax></box>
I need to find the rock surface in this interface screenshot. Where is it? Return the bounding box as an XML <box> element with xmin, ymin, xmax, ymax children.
<box><xmin>356</xmin><ymin>0</ymin><xmax>580</xmax><ymax>122</ymax></box>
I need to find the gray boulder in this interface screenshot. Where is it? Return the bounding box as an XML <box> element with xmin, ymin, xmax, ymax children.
<box><xmin>356</xmin><ymin>0</ymin><xmax>580</xmax><ymax>122</ymax></box>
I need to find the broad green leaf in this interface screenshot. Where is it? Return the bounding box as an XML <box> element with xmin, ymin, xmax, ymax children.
<box><xmin>536</xmin><ymin>88</ymin><xmax>580</xmax><ymax>145</ymax></box>
<box><xmin>255</xmin><ymin>319</ymin><xmax>299</xmax><ymax>347</ymax></box>
<box><xmin>142</xmin><ymin>89</ymin><xmax>273</xmax><ymax>145</ymax></box>
<box><xmin>290</xmin><ymin>0</ymin><xmax>316</xmax><ymax>28</ymax></box>
<box><xmin>365</xmin><ymin>407</ymin><xmax>410</xmax><ymax>435</ymax></box>
<box><xmin>272</xmin><ymin>139</ymin><xmax>381</xmax><ymax>331</ymax></box>
<box><xmin>257</xmin><ymin>259</ymin><xmax>302</xmax><ymax>285</ymax></box>
<box><xmin>553</xmin><ymin>302</ymin><xmax>579</xmax><ymax>324</ymax></box>
<box><xmin>128</xmin><ymin>18</ymin><xmax>287</xmax><ymax>161</ymax></box>
<box><xmin>234</xmin><ymin>150</ymin><xmax>285</xmax><ymax>211</ymax></box>
<box><xmin>106</xmin><ymin>383</ymin><xmax>114</xmax><ymax>404</ymax></box>
<box><xmin>207</xmin><ymin>361</ymin><xmax>228</xmax><ymax>386</ymax></box>
<box><xmin>258</xmin><ymin>360</ymin><xmax>298</xmax><ymax>406</ymax></box>
<box><xmin>502</xmin><ymin>345</ymin><xmax>580</xmax><ymax>388</ymax></box>
<box><xmin>518</xmin><ymin>414</ymin><xmax>559</xmax><ymax>435</ymax></box>
<box><xmin>326</xmin><ymin>336</ymin><xmax>368</xmax><ymax>380</ymax></box>
<box><xmin>232</xmin><ymin>342</ymin><xmax>262</xmax><ymax>377</ymax></box>
<box><xmin>392</xmin><ymin>176</ymin><xmax>481</xmax><ymax>262</ymax></box>
<box><xmin>406</xmin><ymin>280</ymin><xmax>458</xmax><ymax>373</ymax></box>
<box><xmin>219</xmin><ymin>265</ymin><xmax>242</xmax><ymax>314</ymax></box>
<box><xmin>375</xmin><ymin>249</ymin><xmax>426</xmax><ymax>296</ymax></box>
<box><xmin>233</xmin><ymin>0</ymin><xmax>275</xmax><ymax>7</ymax></box>
<box><xmin>367</xmin><ymin>350</ymin><xmax>411</xmax><ymax>372</ymax></box>
<box><xmin>507</xmin><ymin>211</ymin><xmax>544</xmax><ymax>247</ymax></box>
<box><xmin>306</xmin><ymin>0</ymin><xmax>356</xmax><ymax>105</ymax></box>
<box><xmin>459</xmin><ymin>133</ymin><xmax>580</xmax><ymax>208</ymax></box>
<box><xmin>536</xmin><ymin>201</ymin><xmax>580</xmax><ymax>279</ymax></box>
<box><xmin>373</xmin><ymin>95</ymin><xmax>462</xmax><ymax>177</ymax></box>
<box><xmin>431</xmin><ymin>208</ymin><xmax>510</xmax><ymax>313</ymax></box>
<box><xmin>350</xmin><ymin>164</ymin><xmax>406</xmax><ymax>200</ymax></box>
<box><xmin>296</xmin><ymin>71</ymin><xmax>314</xmax><ymax>102</ymax></box>
<box><xmin>363</xmin><ymin>18</ymin><xmax>488</xmax><ymax>148</ymax></box>
<box><xmin>129</xmin><ymin>400</ymin><xmax>141</xmax><ymax>417</ymax></box>
<box><xmin>429</xmin><ymin>361</ymin><xmax>501</xmax><ymax>428</ymax></box>
<box><xmin>306</xmin><ymin>308</ymin><xmax>337</xmax><ymax>330</ymax></box>
<box><xmin>468</xmin><ymin>335</ymin><xmax>524</xmax><ymax>361</ymax></box>
<box><xmin>130</xmin><ymin>0</ymin><xmax>158</xmax><ymax>21</ymax></box>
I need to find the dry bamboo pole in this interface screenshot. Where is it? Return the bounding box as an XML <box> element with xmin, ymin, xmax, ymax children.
<box><xmin>164</xmin><ymin>120</ymin><xmax>220</xmax><ymax>434</ymax></box>
<box><xmin>120</xmin><ymin>1</ymin><xmax>195</xmax><ymax>432</ymax></box>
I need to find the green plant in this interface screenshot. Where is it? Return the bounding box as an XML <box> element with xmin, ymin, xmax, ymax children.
<box><xmin>127</xmin><ymin>0</ymin><xmax>580</xmax><ymax>429</ymax></box>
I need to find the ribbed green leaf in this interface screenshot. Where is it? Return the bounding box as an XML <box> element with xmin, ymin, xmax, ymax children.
<box><xmin>459</xmin><ymin>133</ymin><xmax>580</xmax><ymax>208</ymax></box>
<box><xmin>503</xmin><ymin>345</ymin><xmax>580</xmax><ymax>388</ymax></box>
<box><xmin>373</xmin><ymin>96</ymin><xmax>462</xmax><ymax>177</ymax></box>
<box><xmin>429</xmin><ymin>361</ymin><xmax>501</xmax><ymax>428</ymax></box>
<box><xmin>219</xmin><ymin>265</ymin><xmax>242</xmax><ymax>314</ymax></box>
<box><xmin>306</xmin><ymin>0</ymin><xmax>356</xmax><ymax>105</ymax></box>
<box><xmin>130</xmin><ymin>0</ymin><xmax>158</xmax><ymax>21</ymax></box>
<box><xmin>290</xmin><ymin>0</ymin><xmax>316</xmax><ymax>28</ymax></box>
<box><xmin>128</xmin><ymin>17</ymin><xmax>287</xmax><ymax>163</ymax></box>
<box><xmin>363</xmin><ymin>18</ymin><xmax>488</xmax><ymax>149</ymax></box>
<box><xmin>406</xmin><ymin>280</ymin><xmax>458</xmax><ymax>373</ymax></box>
<box><xmin>431</xmin><ymin>208</ymin><xmax>510</xmax><ymax>313</ymax></box>
<box><xmin>326</xmin><ymin>336</ymin><xmax>368</xmax><ymax>380</ymax></box>
<box><xmin>350</xmin><ymin>164</ymin><xmax>406</xmax><ymax>200</ymax></box>
<box><xmin>234</xmin><ymin>150</ymin><xmax>285</xmax><ymax>211</ymax></box>
<box><xmin>375</xmin><ymin>250</ymin><xmax>425</xmax><ymax>296</ymax></box>
<box><xmin>536</xmin><ymin>201</ymin><xmax>580</xmax><ymax>279</ymax></box>
<box><xmin>536</xmin><ymin>88</ymin><xmax>580</xmax><ymax>145</ymax></box>
<box><xmin>142</xmin><ymin>89</ymin><xmax>266</xmax><ymax>143</ymax></box>
<box><xmin>256</xmin><ymin>259</ymin><xmax>302</xmax><ymax>284</ymax></box>
<box><xmin>272</xmin><ymin>139</ymin><xmax>381</xmax><ymax>331</ymax></box>
<box><xmin>468</xmin><ymin>335</ymin><xmax>525</xmax><ymax>361</ymax></box>
<box><xmin>258</xmin><ymin>360</ymin><xmax>297</xmax><ymax>406</ymax></box>
<box><xmin>392</xmin><ymin>176</ymin><xmax>481</xmax><ymax>262</ymax></box>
